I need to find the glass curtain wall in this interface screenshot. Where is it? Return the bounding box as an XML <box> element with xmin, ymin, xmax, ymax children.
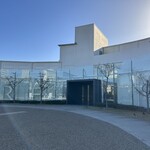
<box><xmin>0</xmin><ymin>61</ymin><xmax>149</xmax><ymax>108</ymax></box>
<box><xmin>0</xmin><ymin>66</ymin><xmax>96</xmax><ymax>101</ymax></box>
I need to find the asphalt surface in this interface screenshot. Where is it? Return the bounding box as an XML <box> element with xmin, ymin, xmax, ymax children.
<box><xmin>0</xmin><ymin>105</ymin><xmax>150</xmax><ymax>150</ymax></box>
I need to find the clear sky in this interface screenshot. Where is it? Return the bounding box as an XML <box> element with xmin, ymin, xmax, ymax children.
<box><xmin>0</xmin><ymin>0</ymin><xmax>150</xmax><ymax>61</ymax></box>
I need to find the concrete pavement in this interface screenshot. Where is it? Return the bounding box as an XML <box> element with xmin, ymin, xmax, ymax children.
<box><xmin>1</xmin><ymin>104</ymin><xmax>150</xmax><ymax>149</ymax></box>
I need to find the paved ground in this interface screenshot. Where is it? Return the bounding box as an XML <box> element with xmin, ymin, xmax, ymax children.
<box><xmin>0</xmin><ymin>104</ymin><xmax>150</xmax><ymax>150</ymax></box>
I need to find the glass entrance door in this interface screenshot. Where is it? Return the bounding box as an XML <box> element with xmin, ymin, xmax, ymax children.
<box><xmin>81</xmin><ymin>84</ymin><xmax>91</xmax><ymax>106</ymax></box>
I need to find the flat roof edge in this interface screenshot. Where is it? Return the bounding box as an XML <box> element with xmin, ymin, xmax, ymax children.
<box><xmin>58</xmin><ymin>43</ymin><xmax>77</xmax><ymax>47</ymax></box>
<box><xmin>0</xmin><ymin>60</ymin><xmax>60</xmax><ymax>63</ymax></box>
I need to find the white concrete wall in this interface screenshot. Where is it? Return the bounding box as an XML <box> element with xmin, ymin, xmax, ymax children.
<box><xmin>1</xmin><ymin>24</ymin><xmax>150</xmax><ymax>71</ymax></box>
<box><xmin>59</xmin><ymin>23</ymin><xmax>150</xmax><ymax>69</ymax></box>
<box><xmin>75</xmin><ymin>24</ymin><xmax>94</xmax><ymax>51</ymax></box>
<box><xmin>32</xmin><ymin>62</ymin><xmax>61</xmax><ymax>70</ymax></box>
<box><xmin>0</xmin><ymin>61</ymin><xmax>61</xmax><ymax>70</ymax></box>
<box><xmin>93</xmin><ymin>24</ymin><xmax>108</xmax><ymax>51</ymax></box>
<box><xmin>93</xmin><ymin>37</ymin><xmax>150</xmax><ymax>65</ymax></box>
<box><xmin>60</xmin><ymin>24</ymin><xmax>109</xmax><ymax>67</ymax></box>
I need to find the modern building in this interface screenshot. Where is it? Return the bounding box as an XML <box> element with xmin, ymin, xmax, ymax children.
<box><xmin>0</xmin><ymin>24</ymin><xmax>150</xmax><ymax>108</ymax></box>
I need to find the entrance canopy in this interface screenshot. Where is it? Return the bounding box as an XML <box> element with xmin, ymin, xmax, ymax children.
<box><xmin>67</xmin><ymin>79</ymin><xmax>102</xmax><ymax>106</ymax></box>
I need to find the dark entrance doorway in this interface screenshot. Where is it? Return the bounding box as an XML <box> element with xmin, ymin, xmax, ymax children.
<box><xmin>67</xmin><ymin>79</ymin><xmax>101</xmax><ymax>106</ymax></box>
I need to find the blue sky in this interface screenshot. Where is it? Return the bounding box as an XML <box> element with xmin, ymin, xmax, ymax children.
<box><xmin>0</xmin><ymin>0</ymin><xmax>150</xmax><ymax>61</ymax></box>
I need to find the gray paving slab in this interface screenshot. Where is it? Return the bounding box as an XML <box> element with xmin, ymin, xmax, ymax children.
<box><xmin>1</xmin><ymin>104</ymin><xmax>150</xmax><ymax>148</ymax></box>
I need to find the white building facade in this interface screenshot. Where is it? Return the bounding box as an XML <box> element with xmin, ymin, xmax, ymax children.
<box><xmin>0</xmin><ymin>24</ymin><xmax>150</xmax><ymax>108</ymax></box>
